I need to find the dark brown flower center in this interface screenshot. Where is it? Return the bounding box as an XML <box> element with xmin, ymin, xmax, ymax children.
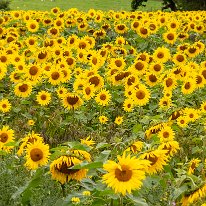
<box><xmin>66</xmin><ymin>96</ymin><xmax>79</xmax><ymax>105</ymax></box>
<box><xmin>0</xmin><ymin>133</ymin><xmax>8</xmax><ymax>143</ymax></box>
<box><xmin>115</xmin><ymin>165</ymin><xmax>132</xmax><ymax>182</ymax></box>
<box><xmin>30</xmin><ymin>148</ymin><xmax>43</xmax><ymax>161</ymax></box>
<box><xmin>51</xmin><ymin>72</ymin><xmax>60</xmax><ymax>80</ymax></box>
<box><xmin>136</xmin><ymin>90</ymin><xmax>145</xmax><ymax>99</ymax></box>
<box><xmin>19</xmin><ymin>84</ymin><xmax>28</xmax><ymax>92</ymax></box>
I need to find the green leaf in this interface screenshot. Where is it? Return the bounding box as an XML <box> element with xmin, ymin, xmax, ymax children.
<box><xmin>132</xmin><ymin>123</ymin><xmax>142</xmax><ymax>134</ymax></box>
<box><xmin>71</xmin><ymin>161</ymin><xmax>103</xmax><ymax>169</ymax></box>
<box><xmin>65</xmin><ymin>141</ymin><xmax>91</xmax><ymax>152</ymax></box>
<box><xmin>127</xmin><ymin>194</ymin><xmax>148</xmax><ymax>206</ymax></box>
<box><xmin>95</xmin><ymin>150</ymin><xmax>111</xmax><ymax>162</ymax></box>
<box><xmin>96</xmin><ymin>142</ymin><xmax>111</xmax><ymax>149</ymax></box>
<box><xmin>172</xmin><ymin>185</ymin><xmax>188</xmax><ymax>200</ymax></box>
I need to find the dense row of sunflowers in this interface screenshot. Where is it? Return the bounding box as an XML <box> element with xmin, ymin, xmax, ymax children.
<box><xmin>0</xmin><ymin>7</ymin><xmax>206</xmax><ymax>205</ymax></box>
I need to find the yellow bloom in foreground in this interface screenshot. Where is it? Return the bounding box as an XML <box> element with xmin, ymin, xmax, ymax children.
<box><xmin>102</xmin><ymin>153</ymin><xmax>150</xmax><ymax>196</ymax></box>
<box><xmin>25</xmin><ymin>140</ymin><xmax>50</xmax><ymax>170</ymax></box>
<box><xmin>0</xmin><ymin>99</ymin><xmax>11</xmax><ymax>113</ymax></box>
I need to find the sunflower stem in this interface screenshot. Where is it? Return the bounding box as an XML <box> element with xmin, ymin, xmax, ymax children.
<box><xmin>119</xmin><ymin>196</ymin><xmax>123</xmax><ymax>206</ymax></box>
<box><xmin>110</xmin><ymin>199</ymin><xmax>114</xmax><ymax>206</ymax></box>
<box><xmin>61</xmin><ymin>183</ymin><xmax>66</xmax><ymax>198</ymax></box>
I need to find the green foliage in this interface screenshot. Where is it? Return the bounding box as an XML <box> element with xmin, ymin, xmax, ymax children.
<box><xmin>0</xmin><ymin>0</ymin><xmax>11</xmax><ymax>11</ymax></box>
<box><xmin>173</xmin><ymin>0</ymin><xmax>206</xmax><ymax>11</ymax></box>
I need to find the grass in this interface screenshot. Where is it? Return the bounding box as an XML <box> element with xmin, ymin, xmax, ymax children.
<box><xmin>10</xmin><ymin>0</ymin><xmax>162</xmax><ymax>11</ymax></box>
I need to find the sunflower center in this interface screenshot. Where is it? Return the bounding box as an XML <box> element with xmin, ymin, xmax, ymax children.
<box><xmin>30</xmin><ymin>24</ymin><xmax>36</xmax><ymax>29</ymax></box>
<box><xmin>140</xmin><ymin>27</ymin><xmax>148</xmax><ymax>35</ymax></box>
<box><xmin>117</xmin><ymin>25</ymin><xmax>125</xmax><ymax>30</ymax></box>
<box><xmin>136</xmin><ymin>90</ymin><xmax>145</xmax><ymax>99</ymax></box>
<box><xmin>180</xmin><ymin>120</ymin><xmax>185</xmax><ymax>124</ymax></box>
<box><xmin>127</xmin><ymin>76</ymin><xmax>135</xmax><ymax>85</ymax></box>
<box><xmin>184</xmin><ymin>82</ymin><xmax>191</xmax><ymax>90</ymax></box>
<box><xmin>163</xmin><ymin>131</ymin><xmax>169</xmax><ymax>138</ymax></box>
<box><xmin>51</xmin><ymin>72</ymin><xmax>60</xmax><ymax>80</ymax></box>
<box><xmin>135</xmin><ymin>62</ymin><xmax>144</xmax><ymax>71</ymax></box>
<box><xmin>157</xmin><ymin>52</ymin><xmax>164</xmax><ymax>59</ymax></box>
<box><xmin>41</xmin><ymin>94</ymin><xmax>47</xmax><ymax>100</ymax></box>
<box><xmin>147</xmin><ymin>155</ymin><xmax>158</xmax><ymax>166</ymax></box>
<box><xmin>19</xmin><ymin>84</ymin><xmax>28</xmax><ymax>92</ymax></box>
<box><xmin>79</xmin><ymin>42</ymin><xmax>86</xmax><ymax>49</ymax></box>
<box><xmin>127</xmin><ymin>103</ymin><xmax>131</xmax><ymax>108</ymax></box>
<box><xmin>167</xmin><ymin>33</ymin><xmax>174</xmax><ymax>40</ymax></box>
<box><xmin>30</xmin><ymin>148</ymin><xmax>43</xmax><ymax>161</ymax></box>
<box><xmin>2</xmin><ymin>104</ymin><xmax>7</xmax><ymax>108</ymax></box>
<box><xmin>100</xmin><ymin>94</ymin><xmax>106</xmax><ymax>100</ymax></box>
<box><xmin>115</xmin><ymin>165</ymin><xmax>132</xmax><ymax>182</ymax></box>
<box><xmin>89</xmin><ymin>76</ymin><xmax>100</xmax><ymax>86</ymax></box>
<box><xmin>115</xmin><ymin>60</ymin><xmax>122</xmax><ymax>67</ymax></box>
<box><xmin>189</xmin><ymin>113</ymin><xmax>194</xmax><ymax>118</ymax></box>
<box><xmin>154</xmin><ymin>64</ymin><xmax>161</xmax><ymax>71</ymax></box>
<box><xmin>29</xmin><ymin>66</ymin><xmax>38</xmax><ymax>75</ymax></box>
<box><xmin>166</xmin><ymin>78</ymin><xmax>173</xmax><ymax>87</ymax></box>
<box><xmin>176</xmin><ymin>55</ymin><xmax>184</xmax><ymax>62</ymax></box>
<box><xmin>0</xmin><ymin>132</ymin><xmax>8</xmax><ymax>143</ymax></box>
<box><xmin>66</xmin><ymin>58</ymin><xmax>74</xmax><ymax>65</ymax></box>
<box><xmin>66</xmin><ymin>96</ymin><xmax>79</xmax><ymax>105</ymax></box>
<box><xmin>149</xmin><ymin>74</ymin><xmax>157</xmax><ymax>82</ymax></box>
<box><xmin>189</xmin><ymin>48</ymin><xmax>196</xmax><ymax>54</ymax></box>
<box><xmin>50</xmin><ymin>28</ymin><xmax>58</xmax><ymax>35</ymax></box>
<box><xmin>85</xmin><ymin>87</ymin><xmax>91</xmax><ymax>95</ymax></box>
<box><xmin>196</xmin><ymin>76</ymin><xmax>202</xmax><ymax>84</ymax></box>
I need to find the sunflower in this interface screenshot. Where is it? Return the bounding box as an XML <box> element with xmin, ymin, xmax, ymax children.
<box><xmin>163</xmin><ymin>75</ymin><xmax>177</xmax><ymax>92</ymax></box>
<box><xmin>183</xmin><ymin>108</ymin><xmax>199</xmax><ymax>123</ymax></box>
<box><xmin>124</xmin><ymin>141</ymin><xmax>143</xmax><ymax>154</ymax></box>
<box><xmin>131</xmin><ymin>60</ymin><xmax>148</xmax><ymax>75</ymax></box>
<box><xmin>95</xmin><ymin>89</ymin><xmax>111</xmax><ymax>106</ymax></box>
<box><xmin>145</xmin><ymin>72</ymin><xmax>159</xmax><ymax>87</ymax></box>
<box><xmin>0</xmin><ymin>63</ymin><xmax>7</xmax><ymax>80</ymax></box>
<box><xmin>176</xmin><ymin>116</ymin><xmax>189</xmax><ymax>128</ymax></box>
<box><xmin>163</xmin><ymin>31</ymin><xmax>177</xmax><ymax>45</ymax></box>
<box><xmin>181</xmin><ymin>184</ymin><xmax>206</xmax><ymax>206</ymax></box>
<box><xmin>138</xmin><ymin>26</ymin><xmax>150</xmax><ymax>38</ymax></box>
<box><xmin>114</xmin><ymin>116</ymin><xmax>123</xmax><ymax>125</ymax></box>
<box><xmin>25</xmin><ymin>64</ymin><xmax>42</xmax><ymax>80</ymax></box>
<box><xmin>56</xmin><ymin>86</ymin><xmax>68</xmax><ymax>98</ymax></box>
<box><xmin>88</xmin><ymin>74</ymin><xmax>104</xmax><ymax>91</ymax></box>
<box><xmin>62</xmin><ymin>93</ymin><xmax>83</xmax><ymax>110</ymax></box>
<box><xmin>181</xmin><ymin>78</ymin><xmax>196</xmax><ymax>95</ymax></box>
<box><xmin>140</xmin><ymin>149</ymin><xmax>169</xmax><ymax>174</ymax></box>
<box><xmin>188</xmin><ymin>158</ymin><xmax>201</xmax><ymax>175</ymax></box>
<box><xmin>36</xmin><ymin>90</ymin><xmax>51</xmax><ymax>106</ymax></box>
<box><xmin>123</xmin><ymin>98</ymin><xmax>134</xmax><ymax>112</ymax></box>
<box><xmin>0</xmin><ymin>99</ymin><xmax>11</xmax><ymax>113</ymax></box>
<box><xmin>149</xmin><ymin>62</ymin><xmax>164</xmax><ymax>74</ymax></box>
<box><xmin>0</xmin><ymin>126</ymin><xmax>15</xmax><ymax>152</ymax></box>
<box><xmin>173</xmin><ymin>53</ymin><xmax>187</xmax><ymax>65</ymax></box>
<box><xmin>27</xmin><ymin>119</ymin><xmax>35</xmax><ymax>126</ymax></box>
<box><xmin>14</xmin><ymin>82</ymin><xmax>32</xmax><ymax>98</ymax></box>
<box><xmin>158</xmin><ymin>125</ymin><xmax>175</xmax><ymax>143</ymax></box>
<box><xmin>102</xmin><ymin>153</ymin><xmax>150</xmax><ymax>196</ymax></box>
<box><xmin>132</xmin><ymin>84</ymin><xmax>150</xmax><ymax>106</ymax></box>
<box><xmin>50</xmin><ymin>150</ymin><xmax>90</xmax><ymax>184</ymax></box>
<box><xmin>159</xmin><ymin>96</ymin><xmax>172</xmax><ymax>109</ymax></box>
<box><xmin>82</xmin><ymin>84</ymin><xmax>95</xmax><ymax>101</ymax></box>
<box><xmin>153</xmin><ymin>47</ymin><xmax>171</xmax><ymax>63</ymax></box>
<box><xmin>114</xmin><ymin>23</ymin><xmax>128</xmax><ymax>34</ymax></box>
<box><xmin>99</xmin><ymin>115</ymin><xmax>108</xmax><ymax>124</ymax></box>
<box><xmin>17</xmin><ymin>131</ymin><xmax>44</xmax><ymax>156</ymax></box>
<box><xmin>47</xmin><ymin>67</ymin><xmax>63</xmax><ymax>85</ymax></box>
<box><xmin>158</xmin><ymin>141</ymin><xmax>180</xmax><ymax>157</ymax></box>
<box><xmin>185</xmin><ymin>46</ymin><xmax>199</xmax><ymax>58</ymax></box>
<box><xmin>25</xmin><ymin>140</ymin><xmax>50</xmax><ymax>170</ymax></box>
<box><xmin>26</xmin><ymin>20</ymin><xmax>39</xmax><ymax>33</ymax></box>
<box><xmin>71</xmin><ymin>197</ymin><xmax>80</xmax><ymax>204</ymax></box>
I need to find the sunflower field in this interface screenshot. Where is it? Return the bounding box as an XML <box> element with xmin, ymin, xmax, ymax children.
<box><xmin>0</xmin><ymin>7</ymin><xmax>206</xmax><ymax>206</ymax></box>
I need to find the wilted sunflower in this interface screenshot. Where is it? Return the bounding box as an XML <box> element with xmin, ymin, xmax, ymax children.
<box><xmin>14</xmin><ymin>82</ymin><xmax>32</xmax><ymax>98</ymax></box>
<box><xmin>36</xmin><ymin>90</ymin><xmax>51</xmax><ymax>106</ymax></box>
<box><xmin>50</xmin><ymin>150</ymin><xmax>91</xmax><ymax>184</ymax></box>
<box><xmin>102</xmin><ymin>153</ymin><xmax>150</xmax><ymax>196</ymax></box>
<box><xmin>25</xmin><ymin>140</ymin><xmax>50</xmax><ymax>170</ymax></box>
<box><xmin>140</xmin><ymin>149</ymin><xmax>169</xmax><ymax>174</ymax></box>
<box><xmin>95</xmin><ymin>89</ymin><xmax>111</xmax><ymax>106</ymax></box>
<box><xmin>0</xmin><ymin>99</ymin><xmax>11</xmax><ymax>113</ymax></box>
<box><xmin>62</xmin><ymin>93</ymin><xmax>83</xmax><ymax>110</ymax></box>
<box><xmin>0</xmin><ymin>125</ymin><xmax>15</xmax><ymax>152</ymax></box>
